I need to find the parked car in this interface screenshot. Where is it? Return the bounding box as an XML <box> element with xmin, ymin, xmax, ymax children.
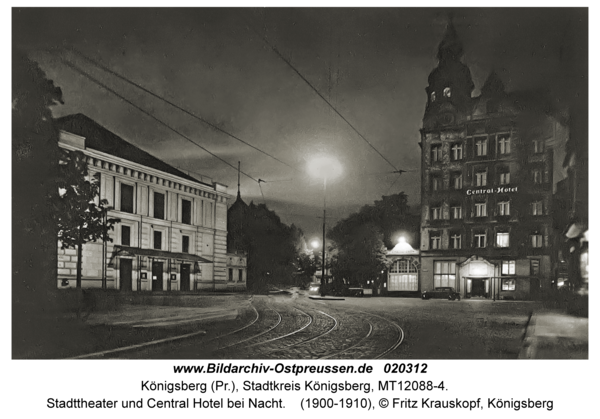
<box><xmin>307</xmin><ymin>282</ymin><xmax>350</xmax><ymax>296</ymax></box>
<box><xmin>421</xmin><ymin>287</ymin><xmax>461</xmax><ymax>301</ymax></box>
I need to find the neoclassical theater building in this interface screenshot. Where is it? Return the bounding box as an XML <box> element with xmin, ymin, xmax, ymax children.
<box><xmin>56</xmin><ymin>114</ymin><xmax>246</xmax><ymax>292</ymax></box>
<box><xmin>419</xmin><ymin>23</ymin><xmax>569</xmax><ymax>300</ymax></box>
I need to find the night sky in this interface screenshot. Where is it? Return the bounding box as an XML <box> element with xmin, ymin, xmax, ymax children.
<box><xmin>12</xmin><ymin>7</ymin><xmax>587</xmax><ymax>242</ymax></box>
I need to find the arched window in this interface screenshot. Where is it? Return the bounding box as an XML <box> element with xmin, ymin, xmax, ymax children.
<box><xmin>443</xmin><ymin>87</ymin><xmax>451</xmax><ymax>98</ymax></box>
<box><xmin>388</xmin><ymin>258</ymin><xmax>419</xmax><ymax>291</ymax></box>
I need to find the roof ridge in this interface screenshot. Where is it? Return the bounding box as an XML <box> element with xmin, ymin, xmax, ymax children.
<box><xmin>55</xmin><ymin>113</ymin><xmax>214</xmax><ymax>187</ymax></box>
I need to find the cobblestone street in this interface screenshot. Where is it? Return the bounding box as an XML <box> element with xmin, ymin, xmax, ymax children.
<box><xmin>108</xmin><ymin>289</ymin><xmax>535</xmax><ymax>359</ymax></box>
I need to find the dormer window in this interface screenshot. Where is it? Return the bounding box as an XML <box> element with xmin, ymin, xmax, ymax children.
<box><xmin>443</xmin><ymin>87</ymin><xmax>451</xmax><ymax>98</ymax></box>
<box><xmin>431</xmin><ymin>91</ymin><xmax>436</xmax><ymax>102</ymax></box>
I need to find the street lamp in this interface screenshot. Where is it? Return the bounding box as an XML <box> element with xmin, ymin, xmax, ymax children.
<box><xmin>308</xmin><ymin>155</ymin><xmax>342</xmax><ymax>296</ymax></box>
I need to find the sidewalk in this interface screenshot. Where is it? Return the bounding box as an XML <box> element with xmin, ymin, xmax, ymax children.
<box><xmin>84</xmin><ymin>305</ymin><xmax>240</xmax><ymax>328</ymax></box>
<box><xmin>519</xmin><ymin>310</ymin><xmax>588</xmax><ymax>359</ymax></box>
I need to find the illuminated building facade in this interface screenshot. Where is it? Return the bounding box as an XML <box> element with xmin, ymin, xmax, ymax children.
<box><xmin>56</xmin><ymin>114</ymin><xmax>233</xmax><ymax>291</ymax></box>
<box><xmin>384</xmin><ymin>238</ymin><xmax>420</xmax><ymax>295</ymax></box>
<box><xmin>419</xmin><ymin>24</ymin><xmax>568</xmax><ymax>299</ymax></box>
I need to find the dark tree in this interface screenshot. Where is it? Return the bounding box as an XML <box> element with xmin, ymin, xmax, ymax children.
<box><xmin>56</xmin><ymin>150</ymin><xmax>120</xmax><ymax>288</ymax></box>
<box><xmin>228</xmin><ymin>198</ymin><xmax>312</xmax><ymax>291</ymax></box>
<box><xmin>329</xmin><ymin>220</ymin><xmax>389</xmax><ymax>288</ymax></box>
<box><xmin>12</xmin><ymin>49</ymin><xmax>63</xmax><ymax>315</ymax></box>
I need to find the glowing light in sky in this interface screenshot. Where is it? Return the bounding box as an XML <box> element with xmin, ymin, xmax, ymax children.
<box><xmin>307</xmin><ymin>155</ymin><xmax>342</xmax><ymax>180</ymax></box>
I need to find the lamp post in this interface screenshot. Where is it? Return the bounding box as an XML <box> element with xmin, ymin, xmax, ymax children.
<box><xmin>308</xmin><ymin>156</ymin><xmax>342</xmax><ymax>297</ymax></box>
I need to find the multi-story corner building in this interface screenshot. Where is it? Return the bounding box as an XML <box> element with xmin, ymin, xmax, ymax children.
<box><xmin>56</xmin><ymin>114</ymin><xmax>233</xmax><ymax>292</ymax></box>
<box><xmin>419</xmin><ymin>24</ymin><xmax>568</xmax><ymax>300</ymax></box>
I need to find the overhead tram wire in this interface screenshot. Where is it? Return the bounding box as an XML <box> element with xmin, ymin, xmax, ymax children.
<box><xmin>64</xmin><ymin>47</ymin><xmax>299</xmax><ymax>174</ymax></box>
<box><xmin>244</xmin><ymin>20</ymin><xmax>400</xmax><ymax>173</ymax></box>
<box><xmin>63</xmin><ymin>47</ymin><xmax>408</xmax><ymax>186</ymax></box>
<box><xmin>56</xmin><ymin>54</ymin><xmax>260</xmax><ymax>184</ymax></box>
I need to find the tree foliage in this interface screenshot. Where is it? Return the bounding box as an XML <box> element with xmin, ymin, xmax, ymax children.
<box><xmin>12</xmin><ymin>49</ymin><xmax>64</xmax><ymax>313</ymax></box>
<box><xmin>329</xmin><ymin>220</ymin><xmax>389</xmax><ymax>288</ymax></box>
<box><xmin>329</xmin><ymin>192</ymin><xmax>419</xmax><ymax>287</ymax></box>
<box><xmin>228</xmin><ymin>201</ymin><xmax>314</xmax><ymax>291</ymax></box>
<box><xmin>56</xmin><ymin>150</ymin><xmax>120</xmax><ymax>288</ymax></box>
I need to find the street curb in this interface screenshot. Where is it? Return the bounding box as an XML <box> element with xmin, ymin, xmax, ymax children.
<box><xmin>69</xmin><ymin>329</ymin><xmax>208</xmax><ymax>359</ymax></box>
<box><xmin>308</xmin><ymin>296</ymin><xmax>345</xmax><ymax>301</ymax></box>
<box><xmin>518</xmin><ymin>312</ymin><xmax>536</xmax><ymax>359</ymax></box>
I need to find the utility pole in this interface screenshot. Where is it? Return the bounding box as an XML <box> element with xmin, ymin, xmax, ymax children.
<box><xmin>321</xmin><ymin>177</ymin><xmax>327</xmax><ymax>297</ymax></box>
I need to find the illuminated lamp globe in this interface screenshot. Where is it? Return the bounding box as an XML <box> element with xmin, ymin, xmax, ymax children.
<box><xmin>307</xmin><ymin>155</ymin><xmax>343</xmax><ymax>180</ymax></box>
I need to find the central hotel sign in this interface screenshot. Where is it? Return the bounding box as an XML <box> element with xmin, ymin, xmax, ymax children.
<box><xmin>466</xmin><ymin>186</ymin><xmax>518</xmax><ymax>196</ymax></box>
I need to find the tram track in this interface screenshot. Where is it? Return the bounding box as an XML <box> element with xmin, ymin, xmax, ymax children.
<box><xmin>70</xmin><ymin>299</ymin><xmax>260</xmax><ymax>359</ymax></box>
<box><xmin>307</xmin><ymin>301</ymin><xmax>405</xmax><ymax>359</ymax></box>
<box><xmin>262</xmin><ymin>309</ymin><xmax>339</xmax><ymax>356</ymax></box>
<box><xmin>245</xmin><ymin>306</ymin><xmax>313</xmax><ymax>348</ymax></box>
<box><xmin>319</xmin><ymin>321</ymin><xmax>374</xmax><ymax>359</ymax></box>
<box><xmin>67</xmin><ymin>294</ymin><xmax>405</xmax><ymax>360</ymax></box>
<box><xmin>217</xmin><ymin>308</ymin><xmax>282</xmax><ymax>349</ymax></box>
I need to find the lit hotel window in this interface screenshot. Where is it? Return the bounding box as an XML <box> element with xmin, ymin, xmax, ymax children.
<box><xmin>498</xmin><ymin>201</ymin><xmax>510</xmax><ymax>216</ymax></box>
<box><xmin>475</xmin><ymin>202</ymin><xmax>487</xmax><ymax>217</ymax></box>
<box><xmin>502</xmin><ymin>278</ymin><xmax>516</xmax><ymax>291</ymax></box>
<box><xmin>453</xmin><ymin>173</ymin><xmax>463</xmax><ymax>189</ymax></box>
<box><xmin>475</xmin><ymin>137</ymin><xmax>488</xmax><ymax>156</ymax></box>
<box><xmin>451</xmin><ymin>206</ymin><xmax>462</xmax><ymax>219</ymax></box>
<box><xmin>431</xmin><ymin>145</ymin><xmax>442</xmax><ymax>162</ymax></box>
<box><xmin>434</xmin><ymin>261</ymin><xmax>455</xmax><ymax>288</ymax></box>
<box><xmin>498</xmin><ymin>135</ymin><xmax>511</xmax><ymax>154</ymax></box>
<box><xmin>531</xmin><ymin>234</ymin><xmax>543</xmax><ymax>248</ymax></box>
<box><xmin>431</xmin><ymin>207</ymin><xmax>442</xmax><ymax>220</ymax></box>
<box><xmin>475</xmin><ymin>170</ymin><xmax>487</xmax><ymax>186</ymax></box>
<box><xmin>532</xmin><ymin>201</ymin><xmax>543</xmax><ymax>216</ymax></box>
<box><xmin>502</xmin><ymin>260</ymin><xmax>516</xmax><ymax>275</ymax></box>
<box><xmin>451</xmin><ymin>143</ymin><xmax>463</xmax><ymax>160</ymax></box>
<box><xmin>474</xmin><ymin>233</ymin><xmax>487</xmax><ymax>248</ymax></box>
<box><xmin>496</xmin><ymin>232</ymin><xmax>510</xmax><ymax>248</ymax></box>
<box><xmin>451</xmin><ymin>233</ymin><xmax>462</xmax><ymax>249</ymax></box>
<box><xmin>499</xmin><ymin>172</ymin><xmax>510</xmax><ymax>185</ymax></box>
<box><xmin>430</xmin><ymin>235</ymin><xmax>441</xmax><ymax>250</ymax></box>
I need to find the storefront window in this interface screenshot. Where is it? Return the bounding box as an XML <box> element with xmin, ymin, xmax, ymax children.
<box><xmin>434</xmin><ymin>261</ymin><xmax>456</xmax><ymax>288</ymax></box>
<box><xmin>502</xmin><ymin>278</ymin><xmax>516</xmax><ymax>291</ymax></box>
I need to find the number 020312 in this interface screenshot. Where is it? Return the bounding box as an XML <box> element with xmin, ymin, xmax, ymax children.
<box><xmin>383</xmin><ymin>363</ymin><xmax>427</xmax><ymax>373</ymax></box>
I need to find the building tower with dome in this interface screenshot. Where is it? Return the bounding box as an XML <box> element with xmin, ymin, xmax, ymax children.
<box><xmin>418</xmin><ymin>21</ymin><xmax>569</xmax><ymax>300</ymax></box>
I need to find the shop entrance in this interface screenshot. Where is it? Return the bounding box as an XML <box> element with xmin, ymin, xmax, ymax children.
<box><xmin>119</xmin><ymin>259</ymin><xmax>132</xmax><ymax>291</ymax></box>
<box><xmin>180</xmin><ymin>264</ymin><xmax>191</xmax><ymax>291</ymax></box>
<box><xmin>152</xmin><ymin>261</ymin><xmax>163</xmax><ymax>291</ymax></box>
